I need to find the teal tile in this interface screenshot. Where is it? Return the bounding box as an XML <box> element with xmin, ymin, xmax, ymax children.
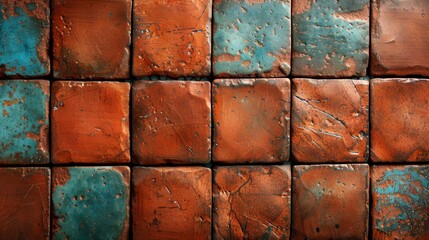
<box><xmin>0</xmin><ymin>80</ymin><xmax>49</xmax><ymax>164</ymax></box>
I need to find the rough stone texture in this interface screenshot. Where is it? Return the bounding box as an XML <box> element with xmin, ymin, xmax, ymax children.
<box><xmin>213</xmin><ymin>0</ymin><xmax>291</xmax><ymax>77</ymax></box>
<box><xmin>292</xmin><ymin>164</ymin><xmax>369</xmax><ymax>240</ymax></box>
<box><xmin>292</xmin><ymin>79</ymin><xmax>369</xmax><ymax>163</ymax></box>
<box><xmin>133</xmin><ymin>0</ymin><xmax>211</xmax><ymax>77</ymax></box>
<box><xmin>51</xmin><ymin>81</ymin><xmax>130</xmax><ymax>164</ymax></box>
<box><xmin>292</xmin><ymin>0</ymin><xmax>369</xmax><ymax>77</ymax></box>
<box><xmin>52</xmin><ymin>0</ymin><xmax>131</xmax><ymax>79</ymax></box>
<box><xmin>0</xmin><ymin>168</ymin><xmax>50</xmax><ymax>240</ymax></box>
<box><xmin>132</xmin><ymin>167</ymin><xmax>212</xmax><ymax>240</ymax></box>
<box><xmin>52</xmin><ymin>167</ymin><xmax>130</xmax><ymax>240</ymax></box>
<box><xmin>212</xmin><ymin>78</ymin><xmax>290</xmax><ymax>164</ymax></box>
<box><xmin>213</xmin><ymin>165</ymin><xmax>291</xmax><ymax>240</ymax></box>
<box><xmin>371</xmin><ymin>0</ymin><xmax>429</xmax><ymax>77</ymax></box>
<box><xmin>371</xmin><ymin>79</ymin><xmax>429</xmax><ymax>162</ymax></box>
<box><xmin>132</xmin><ymin>81</ymin><xmax>211</xmax><ymax>165</ymax></box>
<box><xmin>0</xmin><ymin>80</ymin><xmax>49</xmax><ymax>165</ymax></box>
<box><xmin>372</xmin><ymin>165</ymin><xmax>429</xmax><ymax>240</ymax></box>
<box><xmin>0</xmin><ymin>0</ymin><xmax>50</xmax><ymax>78</ymax></box>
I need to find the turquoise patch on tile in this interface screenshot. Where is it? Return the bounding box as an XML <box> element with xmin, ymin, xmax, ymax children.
<box><xmin>213</xmin><ymin>0</ymin><xmax>291</xmax><ymax>76</ymax></box>
<box><xmin>53</xmin><ymin>167</ymin><xmax>129</xmax><ymax>240</ymax></box>
<box><xmin>0</xmin><ymin>80</ymin><xmax>49</xmax><ymax>164</ymax></box>
<box><xmin>0</xmin><ymin>3</ymin><xmax>50</xmax><ymax>77</ymax></box>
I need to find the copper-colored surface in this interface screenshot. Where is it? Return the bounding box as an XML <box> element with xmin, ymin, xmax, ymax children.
<box><xmin>371</xmin><ymin>79</ymin><xmax>429</xmax><ymax>162</ymax></box>
<box><xmin>0</xmin><ymin>168</ymin><xmax>50</xmax><ymax>239</ymax></box>
<box><xmin>371</xmin><ymin>0</ymin><xmax>429</xmax><ymax>76</ymax></box>
<box><xmin>292</xmin><ymin>79</ymin><xmax>369</xmax><ymax>163</ymax></box>
<box><xmin>51</xmin><ymin>81</ymin><xmax>130</xmax><ymax>164</ymax></box>
<box><xmin>213</xmin><ymin>165</ymin><xmax>291</xmax><ymax>239</ymax></box>
<box><xmin>292</xmin><ymin>164</ymin><xmax>369</xmax><ymax>240</ymax></box>
<box><xmin>133</xmin><ymin>0</ymin><xmax>211</xmax><ymax>77</ymax></box>
<box><xmin>132</xmin><ymin>167</ymin><xmax>212</xmax><ymax>240</ymax></box>
<box><xmin>132</xmin><ymin>81</ymin><xmax>211</xmax><ymax>165</ymax></box>
<box><xmin>52</xmin><ymin>0</ymin><xmax>131</xmax><ymax>79</ymax></box>
<box><xmin>212</xmin><ymin>78</ymin><xmax>290</xmax><ymax>164</ymax></box>
<box><xmin>371</xmin><ymin>165</ymin><xmax>429</xmax><ymax>239</ymax></box>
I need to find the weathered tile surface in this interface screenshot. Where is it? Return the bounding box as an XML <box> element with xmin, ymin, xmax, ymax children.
<box><xmin>292</xmin><ymin>0</ymin><xmax>369</xmax><ymax>77</ymax></box>
<box><xmin>213</xmin><ymin>165</ymin><xmax>291</xmax><ymax>239</ymax></box>
<box><xmin>372</xmin><ymin>165</ymin><xmax>429</xmax><ymax>239</ymax></box>
<box><xmin>292</xmin><ymin>79</ymin><xmax>369</xmax><ymax>163</ymax></box>
<box><xmin>132</xmin><ymin>81</ymin><xmax>211</xmax><ymax>165</ymax></box>
<box><xmin>0</xmin><ymin>168</ymin><xmax>50</xmax><ymax>239</ymax></box>
<box><xmin>133</xmin><ymin>0</ymin><xmax>211</xmax><ymax>77</ymax></box>
<box><xmin>213</xmin><ymin>0</ymin><xmax>291</xmax><ymax>77</ymax></box>
<box><xmin>0</xmin><ymin>80</ymin><xmax>49</xmax><ymax>164</ymax></box>
<box><xmin>52</xmin><ymin>81</ymin><xmax>130</xmax><ymax>164</ymax></box>
<box><xmin>371</xmin><ymin>0</ymin><xmax>429</xmax><ymax>76</ymax></box>
<box><xmin>292</xmin><ymin>164</ymin><xmax>369</xmax><ymax>239</ymax></box>
<box><xmin>52</xmin><ymin>0</ymin><xmax>131</xmax><ymax>79</ymax></box>
<box><xmin>213</xmin><ymin>78</ymin><xmax>290</xmax><ymax>164</ymax></box>
<box><xmin>371</xmin><ymin>79</ymin><xmax>429</xmax><ymax>162</ymax></box>
<box><xmin>52</xmin><ymin>167</ymin><xmax>130</xmax><ymax>240</ymax></box>
<box><xmin>132</xmin><ymin>167</ymin><xmax>212</xmax><ymax>240</ymax></box>
<box><xmin>0</xmin><ymin>0</ymin><xmax>50</xmax><ymax>78</ymax></box>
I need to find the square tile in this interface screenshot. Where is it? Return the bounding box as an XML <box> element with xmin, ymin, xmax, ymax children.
<box><xmin>371</xmin><ymin>79</ymin><xmax>429</xmax><ymax>162</ymax></box>
<box><xmin>132</xmin><ymin>81</ymin><xmax>211</xmax><ymax>165</ymax></box>
<box><xmin>0</xmin><ymin>0</ymin><xmax>50</xmax><ymax>77</ymax></box>
<box><xmin>213</xmin><ymin>165</ymin><xmax>291</xmax><ymax>239</ymax></box>
<box><xmin>133</xmin><ymin>0</ymin><xmax>211</xmax><ymax>77</ymax></box>
<box><xmin>213</xmin><ymin>0</ymin><xmax>291</xmax><ymax>77</ymax></box>
<box><xmin>52</xmin><ymin>0</ymin><xmax>131</xmax><ymax>79</ymax></box>
<box><xmin>371</xmin><ymin>165</ymin><xmax>429</xmax><ymax>239</ymax></box>
<box><xmin>0</xmin><ymin>80</ymin><xmax>49</xmax><ymax>164</ymax></box>
<box><xmin>371</xmin><ymin>0</ymin><xmax>429</xmax><ymax>76</ymax></box>
<box><xmin>52</xmin><ymin>166</ymin><xmax>130</xmax><ymax>240</ymax></box>
<box><xmin>292</xmin><ymin>79</ymin><xmax>369</xmax><ymax>163</ymax></box>
<box><xmin>292</xmin><ymin>164</ymin><xmax>369</xmax><ymax>239</ymax></box>
<box><xmin>132</xmin><ymin>167</ymin><xmax>212</xmax><ymax>239</ymax></box>
<box><xmin>213</xmin><ymin>78</ymin><xmax>290</xmax><ymax>164</ymax></box>
<box><xmin>292</xmin><ymin>0</ymin><xmax>369</xmax><ymax>77</ymax></box>
<box><xmin>52</xmin><ymin>81</ymin><xmax>130</xmax><ymax>164</ymax></box>
<box><xmin>0</xmin><ymin>167</ymin><xmax>50</xmax><ymax>239</ymax></box>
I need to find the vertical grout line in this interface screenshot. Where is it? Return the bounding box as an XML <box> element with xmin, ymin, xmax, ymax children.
<box><xmin>128</xmin><ymin>1</ymin><xmax>135</xmax><ymax>239</ymax></box>
<box><xmin>288</xmin><ymin>0</ymin><xmax>294</xmax><ymax>237</ymax></box>
<box><xmin>48</xmin><ymin>0</ymin><xmax>54</xmax><ymax>239</ymax></box>
<box><xmin>367</xmin><ymin>1</ymin><xmax>373</xmax><ymax>239</ymax></box>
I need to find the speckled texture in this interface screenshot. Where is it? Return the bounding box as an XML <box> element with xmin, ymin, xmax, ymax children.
<box><xmin>52</xmin><ymin>0</ymin><xmax>131</xmax><ymax>79</ymax></box>
<box><xmin>213</xmin><ymin>165</ymin><xmax>291</xmax><ymax>240</ymax></box>
<box><xmin>52</xmin><ymin>167</ymin><xmax>130</xmax><ymax>240</ymax></box>
<box><xmin>0</xmin><ymin>80</ymin><xmax>49</xmax><ymax>164</ymax></box>
<box><xmin>212</xmin><ymin>78</ymin><xmax>290</xmax><ymax>164</ymax></box>
<box><xmin>133</xmin><ymin>0</ymin><xmax>212</xmax><ymax>77</ymax></box>
<box><xmin>0</xmin><ymin>0</ymin><xmax>50</xmax><ymax>78</ymax></box>
<box><xmin>132</xmin><ymin>167</ymin><xmax>212</xmax><ymax>240</ymax></box>
<box><xmin>371</xmin><ymin>79</ymin><xmax>429</xmax><ymax>162</ymax></box>
<box><xmin>292</xmin><ymin>79</ymin><xmax>369</xmax><ymax>163</ymax></box>
<box><xmin>0</xmin><ymin>168</ymin><xmax>50</xmax><ymax>240</ymax></box>
<box><xmin>292</xmin><ymin>0</ymin><xmax>369</xmax><ymax>77</ymax></box>
<box><xmin>51</xmin><ymin>81</ymin><xmax>130</xmax><ymax>164</ymax></box>
<box><xmin>371</xmin><ymin>0</ymin><xmax>429</xmax><ymax>76</ymax></box>
<box><xmin>213</xmin><ymin>0</ymin><xmax>291</xmax><ymax>77</ymax></box>
<box><xmin>292</xmin><ymin>164</ymin><xmax>369</xmax><ymax>240</ymax></box>
<box><xmin>372</xmin><ymin>165</ymin><xmax>429</xmax><ymax>240</ymax></box>
<box><xmin>132</xmin><ymin>81</ymin><xmax>211</xmax><ymax>165</ymax></box>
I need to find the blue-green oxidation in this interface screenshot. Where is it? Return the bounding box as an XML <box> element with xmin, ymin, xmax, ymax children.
<box><xmin>53</xmin><ymin>167</ymin><xmax>128</xmax><ymax>240</ymax></box>
<box><xmin>374</xmin><ymin>167</ymin><xmax>429</xmax><ymax>236</ymax></box>
<box><xmin>0</xmin><ymin>81</ymin><xmax>48</xmax><ymax>163</ymax></box>
<box><xmin>0</xmin><ymin>3</ymin><xmax>49</xmax><ymax>76</ymax></box>
<box><xmin>292</xmin><ymin>0</ymin><xmax>369</xmax><ymax>76</ymax></box>
<box><xmin>214</xmin><ymin>0</ymin><xmax>291</xmax><ymax>75</ymax></box>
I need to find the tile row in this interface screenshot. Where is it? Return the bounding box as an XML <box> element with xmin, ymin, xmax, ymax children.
<box><xmin>1</xmin><ymin>0</ymin><xmax>428</xmax><ymax>79</ymax></box>
<box><xmin>1</xmin><ymin>164</ymin><xmax>428</xmax><ymax>239</ymax></box>
<box><xmin>1</xmin><ymin>78</ymin><xmax>428</xmax><ymax>165</ymax></box>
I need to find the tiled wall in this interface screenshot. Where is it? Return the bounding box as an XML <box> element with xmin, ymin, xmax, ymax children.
<box><xmin>0</xmin><ymin>0</ymin><xmax>428</xmax><ymax>239</ymax></box>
